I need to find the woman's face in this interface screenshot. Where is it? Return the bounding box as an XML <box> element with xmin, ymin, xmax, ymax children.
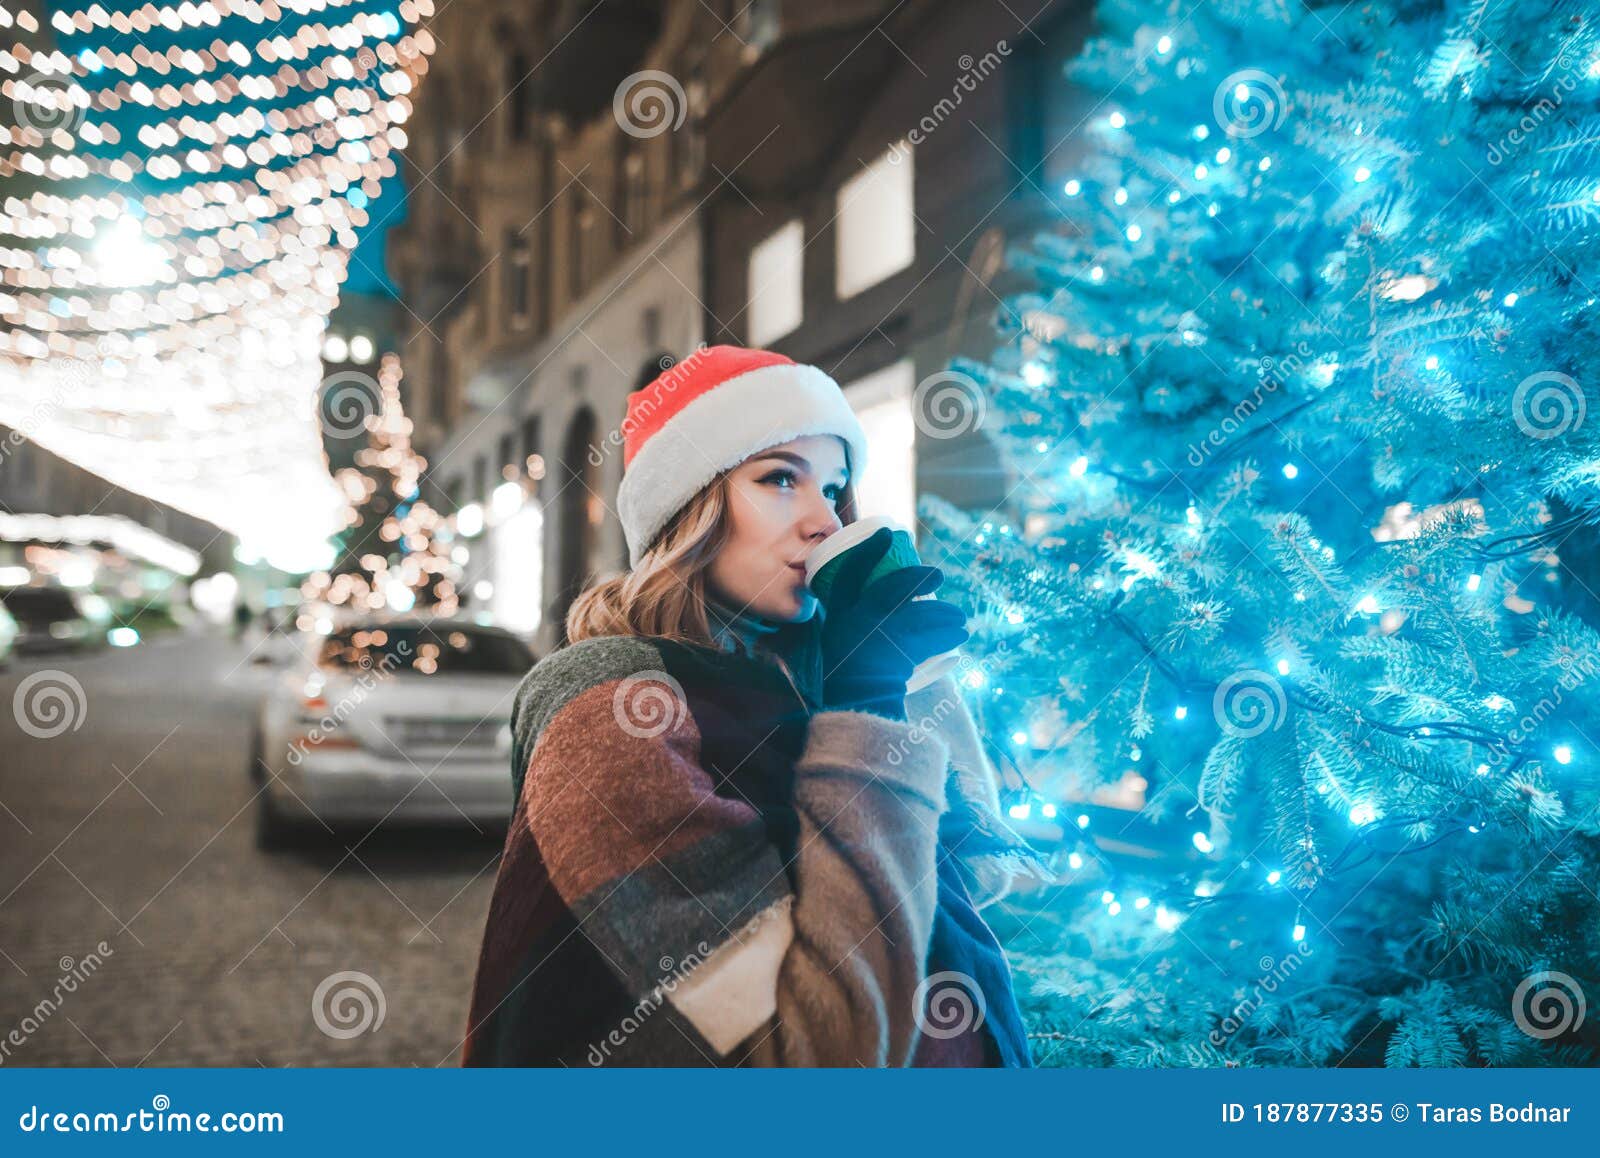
<box><xmin>705</xmin><ymin>434</ymin><xmax>849</xmax><ymax>623</ymax></box>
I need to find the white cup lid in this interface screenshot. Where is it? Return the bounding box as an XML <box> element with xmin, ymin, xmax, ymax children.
<box><xmin>803</xmin><ymin>515</ymin><xmax>904</xmax><ymax>585</ymax></box>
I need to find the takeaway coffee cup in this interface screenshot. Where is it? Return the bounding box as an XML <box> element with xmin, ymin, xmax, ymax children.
<box><xmin>803</xmin><ymin>515</ymin><xmax>963</xmax><ymax>694</ymax></box>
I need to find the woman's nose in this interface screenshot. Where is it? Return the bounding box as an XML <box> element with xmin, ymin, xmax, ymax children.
<box><xmin>801</xmin><ymin>487</ymin><xmax>842</xmax><ymax>539</ymax></box>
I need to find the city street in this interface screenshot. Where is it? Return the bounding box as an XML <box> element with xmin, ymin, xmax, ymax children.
<box><xmin>0</xmin><ymin>631</ymin><xmax>505</xmax><ymax>1067</ymax></box>
<box><xmin>0</xmin><ymin>0</ymin><xmax>1592</xmax><ymax>1096</ymax></box>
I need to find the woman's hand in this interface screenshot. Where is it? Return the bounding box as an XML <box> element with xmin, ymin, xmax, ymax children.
<box><xmin>816</xmin><ymin>528</ymin><xmax>970</xmax><ymax>720</ymax></box>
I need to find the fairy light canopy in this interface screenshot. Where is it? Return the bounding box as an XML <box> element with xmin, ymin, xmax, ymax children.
<box><xmin>0</xmin><ymin>0</ymin><xmax>435</xmax><ymax>570</ymax></box>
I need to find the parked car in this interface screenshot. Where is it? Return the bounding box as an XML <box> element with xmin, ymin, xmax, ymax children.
<box><xmin>249</xmin><ymin>617</ymin><xmax>536</xmax><ymax>849</ymax></box>
<box><xmin>0</xmin><ymin>586</ymin><xmax>110</xmax><ymax>654</ymax></box>
<box><xmin>0</xmin><ymin>601</ymin><xmax>16</xmax><ymax>668</ymax></box>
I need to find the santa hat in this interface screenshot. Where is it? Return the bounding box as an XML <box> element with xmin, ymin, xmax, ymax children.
<box><xmin>617</xmin><ymin>345</ymin><xmax>869</xmax><ymax>567</ymax></box>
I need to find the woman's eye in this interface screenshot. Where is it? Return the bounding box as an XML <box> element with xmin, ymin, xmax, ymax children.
<box><xmin>762</xmin><ymin>470</ymin><xmax>842</xmax><ymax>504</ymax></box>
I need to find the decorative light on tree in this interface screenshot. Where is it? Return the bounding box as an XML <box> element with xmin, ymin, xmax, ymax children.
<box><xmin>0</xmin><ymin>0</ymin><xmax>435</xmax><ymax>568</ymax></box>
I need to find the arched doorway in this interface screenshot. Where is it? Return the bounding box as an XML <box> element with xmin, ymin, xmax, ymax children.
<box><xmin>552</xmin><ymin>406</ymin><xmax>600</xmax><ymax>645</ymax></box>
<box><xmin>634</xmin><ymin>351</ymin><xmax>673</xmax><ymax>393</ymax></box>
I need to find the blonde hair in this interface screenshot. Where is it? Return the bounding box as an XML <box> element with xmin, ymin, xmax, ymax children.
<box><xmin>566</xmin><ymin>464</ymin><xmax>859</xmax><ymax>648</ymax></box>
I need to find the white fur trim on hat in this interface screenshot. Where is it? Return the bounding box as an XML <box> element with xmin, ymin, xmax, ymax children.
<box><xmin>617</xmin><ymin>361</ymin><xmax>869</xmax><ymax>566</ymax></box>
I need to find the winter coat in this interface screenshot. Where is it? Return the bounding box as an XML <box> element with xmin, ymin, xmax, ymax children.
<box><xmin>461</xmin><ymin>617</ymin><xmax>1043</xmax><ymax>1067</ymax></box>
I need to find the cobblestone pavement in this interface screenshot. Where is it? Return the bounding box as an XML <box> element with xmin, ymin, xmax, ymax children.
<box><xmin>0</xmin><ymin>630</ymin><xmax>506</xmax><ymax>1067</ymax></box>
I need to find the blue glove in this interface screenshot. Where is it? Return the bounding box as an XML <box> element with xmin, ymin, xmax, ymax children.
<box><xmin>816</xmin><ymin>528</ymin><xmax>970</xmax><ymax>720</ymax></box>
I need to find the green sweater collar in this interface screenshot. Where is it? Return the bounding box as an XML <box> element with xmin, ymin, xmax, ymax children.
<box><xmin>705</xmin><ymin>594</ymin><xmax>825</xmax><ymax>711</ymax></box>
<box><xmin>705</xmin><ymin>594</ymin><xmax>783</xmax><ymax>657</ymax></box>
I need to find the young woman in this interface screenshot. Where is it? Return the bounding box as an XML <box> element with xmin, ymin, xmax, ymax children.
<box><xmin>462</xmin><ymin>345</ymin><xmax>1042</xmax><ymax>1067</ymax></box>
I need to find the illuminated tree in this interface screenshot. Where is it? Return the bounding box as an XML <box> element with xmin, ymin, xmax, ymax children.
<box><xmin>925</xmin><ymin>0</ymin><xmax>1600</xmax><ymax>1066</ymax></box>
<box><xmin>305</xmin><ymin>352</ymin><xmax>457</xmax><ymax>613</ymax></box>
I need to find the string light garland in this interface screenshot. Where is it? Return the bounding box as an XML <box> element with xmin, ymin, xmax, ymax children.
<box><xmin>0</xmin><ymin>0</ymin><xmax>435</xmax><ymax>567</ymax></box>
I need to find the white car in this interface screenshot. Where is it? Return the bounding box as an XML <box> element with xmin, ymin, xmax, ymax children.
<box><xmin>250</xmin><ymin>617</ymin><xmax>536</xmax><ymax>849</ymax></box>
<box><xmin>0</xmin><ymin>600</ymin><xmax>16</xmax><ymax>668</ymax></box>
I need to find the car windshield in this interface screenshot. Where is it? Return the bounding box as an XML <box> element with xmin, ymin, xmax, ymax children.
<box><xmin>316</xmin><ymin>625</ymin><xmax>533</xmax><ymax>676</ymax></box>
<box><xmin>1</xmin><ymin>587</ymin><xmax>81</xmax><ymax>624</ymax></box>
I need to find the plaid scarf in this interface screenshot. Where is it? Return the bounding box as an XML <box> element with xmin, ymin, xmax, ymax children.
<box><xmin>464</xmin><ymin>614</ymin><xmax>1041</xmax><ymax>1066</ymax></box>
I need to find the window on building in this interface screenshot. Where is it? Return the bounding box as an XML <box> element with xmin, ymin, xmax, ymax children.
<box><xmin>747</xmin><ymin>219</ymin><xmax>804</xmax><ymax>347</ymax></box>
<box><xmin>498</xmin><ymin>433</ymin><xmax>516</xmax><ymax>481</ymax></box>
<box><xmin>521</xmin><ymin>414</ymin><xmax>541</xmax><ymax>464</ymax></box>
<box><xmin>569</xmin><ymin>188</ymin><xmax>591</xmax><ymax>301</ymax></box>
<box><xmin>505</xmin><ymin>228</ymin><xmax>531</xmax><ymax>328</ymax></box>
<box><xmin>737</xmin><ymin>0</ymin><xmax>781</xmax><ymax>53</ymax></box>
<box><xmin>844</xmin><ymin>359</ymin><xmax>917</xmax><ymax>534</ymax></box>
<box><xmin>616</xmin><ymin>141</ymin><xmax>644</xmax><ymax>246</ymax></box>
<box><xmin>493</xmin><ymin>500</ymin><xmax>544</xmax><ymax>635</ymax></box>
<box><xmin>507</xmin><ymin>50</ymin><xmax>532</xmax><ymax>143</ymax></box>
<box><xmin>521</xmin><ymin>414</ymin><xmax>543</xmax><ymax>480</ymax></box>
<box><xmin>538</xmin><ymin>136</ymin><xmax>556</xmax><ymax>331</ymax></box>
<box><xmin>835</xmin><ymin>143</ymin><xmax>915</xmax><ymax>299</ymax></box>
<box><xmin>430</xmin><ymin>339</ymin><xmax>451</xmax><ymax>425</ymax></box>
<box><xmin>669</xmin><ymin>70</ymin><xmax>706</xmax><ymax>190</ymax></box>
<box><xmin>634</xmin><ymin>354</ymin><xmax>667</xmax><ymax>392</ymax></box>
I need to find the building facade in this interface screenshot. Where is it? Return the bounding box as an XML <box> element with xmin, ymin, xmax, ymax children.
<box><xmin>701</xmin><ymin>0</ymin><xmax>1090</xmax><ymax>528</ymax></box>
<box><xmin>392</xmin><ymin>1</ymin><xmax>761</xmax><ymax>649</ymax></box>
<box><xmin>393</xmin><ymin>0</ymin><xmax>1092</xmax><ymax>652</ymax></box>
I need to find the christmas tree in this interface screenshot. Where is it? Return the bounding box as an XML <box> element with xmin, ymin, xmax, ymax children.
<box><xmin>922</xmin><ymin>0</ymin><xmax>1600</xmax><ymax>1065</ymax></box>
<box><xmin>303</xmin><ymin>352</ymin><xmax>458</xmax><ymax>616</ymax></box>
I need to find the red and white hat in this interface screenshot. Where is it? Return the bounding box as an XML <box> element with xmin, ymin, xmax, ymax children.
<box><xmin>617</xmin><ymin>345</ymin><xmax>869</xmax><ymax>566</ymax></box>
